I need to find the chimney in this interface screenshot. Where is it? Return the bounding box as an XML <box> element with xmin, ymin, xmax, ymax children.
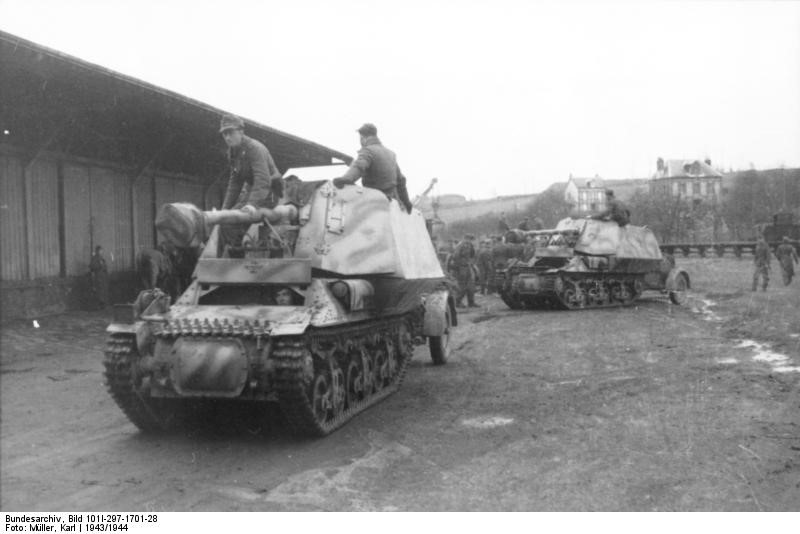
<box><xmin>704</xmin><ymin>158</ymin><xmax>711</xmax><ymax>166</ymax></box>
<box><xmin>656</xmin><ymin>157</ymin><xmax>664</xmax><ymax>172</ymax></box>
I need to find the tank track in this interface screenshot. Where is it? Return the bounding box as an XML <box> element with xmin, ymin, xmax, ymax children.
<box><xmin>502</xmin><ymin>273</ymin><xmax>644</xmax><ymax>310</ymax></box>
<box><xmin>271</xmin><ymin>314</ymin><xmax>415</xmax><ymax>437</ymax></box>
<box><xmin>103</xmin><ymin>333</ymin><xmax>182</xmax><ymax>432</ymax></box>
<box><xmin>106</xmin><ymin>312</ymin><xmax>418</xmax><ymax>437</ymax></box>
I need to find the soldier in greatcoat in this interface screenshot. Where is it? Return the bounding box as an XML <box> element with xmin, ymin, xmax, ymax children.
<box><xmin>775</xmin><ymin>236</ymin><xmax>799</xmax><ymax>286</ymax></box>
<box><xmin>448</xmin><ymin>234</ymin><xmax>478</xmax><ymax>308</ymax></box>
<box><xmin>752</xmin><ymin>236</ymin><xmax>771</xmax><ymax>291</ymax></box>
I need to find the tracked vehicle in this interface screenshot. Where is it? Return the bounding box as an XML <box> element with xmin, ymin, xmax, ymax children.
<box><xmin>497</xmin><ymin>218</ymin><xmax>690</xmax><ymax>310</ymax></box>
<box><xmin>104</xmin><ymin>182</ymin><xmax>456</xmax><ymax>436</ymax></box>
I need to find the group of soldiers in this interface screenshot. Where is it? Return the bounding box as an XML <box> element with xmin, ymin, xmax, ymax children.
<box><xmin>89</xmin><ymin>116</ymin><xmax>416</xmax><ymax>307</ymax></box>
<box><xmin>441</xmin><ymin>224</ymin><xmax>543</xmax><ymax>308</ymax></box>
<box><xmin>752</xmin><ymin>235</ymin><xmax>799</xmax><ymax>291</ymax></box>
<box><xmin>89</xmin><ymin>112</ymin><xmax>799</xmax><ymax>308</ymax></box>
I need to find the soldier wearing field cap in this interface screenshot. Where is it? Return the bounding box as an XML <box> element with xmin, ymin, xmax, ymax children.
<box><xmin>219</xmin><ymin>114</ymin><xmax>282</xmax><ymax>210</ymax></box>
<box><xmin>218</xmin><ymin>114</ymin><xmax>283</xmax><ymax>253</ymax></box>
<box><xmin>333</xmin><ymin>123</ymin><xmax>414</xmax><ymax>213</ymax></box>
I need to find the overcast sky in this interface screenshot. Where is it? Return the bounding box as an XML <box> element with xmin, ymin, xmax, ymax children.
<box><xmin>2</xmin><ymin>0</ymin><xmax>799</xmax><ymax>199</ymax></box>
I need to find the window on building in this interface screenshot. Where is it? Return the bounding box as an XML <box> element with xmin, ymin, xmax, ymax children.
<box><xmin>679</xmin><ymin>182</ymin><xmax>687</xmax><ymax>195</ymax></box>
<box><xmin>693</xmin><ymin>182</ymin><xmax>701</xmax><ymax>195</ymax></box>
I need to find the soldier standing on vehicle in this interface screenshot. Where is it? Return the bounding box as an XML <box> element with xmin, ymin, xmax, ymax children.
<box><xmin>593</xmin><ymin>190</ymin><xmax>630</xmax><ymax>226</ymax></box>
<box><xmin>752</xmin><ymin>236</ymin><xmax>771</xmax><ymax>291</ymax></box>
<box><xmin>476</xmin><ymin>239</ymin><xmax>493</xmax><ymax>295</ymax></box>
<box><xmin>775</xmin><ymin>236</ymin><xmax>799</xmax><ymax>286</ymax></box>
<box><xmin>518</xmin><ymin>217</ymin><xmax>531</xmax><ymax>231</ymax></box>
<box><xmin>220</xmin><ymin>114</ymin><xmax>282</xmax><ymax>210</ymax></box>
<box><xmin>218</xmin><ymin>114</ymin><xmax>283</xmax><ymax>251</ymax></box>
<box><xmin>89</xmin><ymin>245</ymin><xmax>109</xmax><ymax>309</ymax></box>
<box><xmin>333</xmin><ymin>123</ymin><xmax>414</xmax><ymax>213</ymax></box>
<box><xmin>498</xmin><ymin>212</ymin><xmax>510</xmax><ymax>233</ymax></box>
<box><xmin>448</xmin><ymin>234</ymin><xmax>478</xmax><ymax>308</ymax></box>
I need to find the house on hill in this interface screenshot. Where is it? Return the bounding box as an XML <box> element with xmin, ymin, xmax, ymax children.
<box><xmin>565</xmin><ymin>174</ymin><xmax>606</xmax><ymax>212</ymax></box>
<box><xmin>649</xmin><ymin>158</ymin><xmax>723</xmax><ymax>202</ymax></box>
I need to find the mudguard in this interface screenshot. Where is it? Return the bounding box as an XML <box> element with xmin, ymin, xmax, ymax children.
<box><xmin>422</xmin><ymin>290</ymin><xmax>457</xmax><ymax>336</ymax></box>
<box><xmin>665</xmin><ymin>267</ymin><xmax>691</xmax><ymax>291</ymax></box>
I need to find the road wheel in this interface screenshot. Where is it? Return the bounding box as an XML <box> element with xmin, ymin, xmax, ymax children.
<box><xmin>429</xmin><ymin>306</ymin><xmax>452</xmax><ymax>365</ymax></box>
<box><xmin>669</xmin><ymin>273</ymin><xmax>689</xmax><ymax>305</ymax></box>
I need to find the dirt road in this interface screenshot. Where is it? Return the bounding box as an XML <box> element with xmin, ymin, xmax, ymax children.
<box><xmin>2</xmin><ymin>260</ymin><xmax>799</xmax><ymax>511</ymax></box>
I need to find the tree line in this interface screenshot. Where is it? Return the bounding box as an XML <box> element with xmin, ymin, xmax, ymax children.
<box><xmin>438</xmin><ymin>168</ymin><xmax>799</xmax><ymax>244</ymax></box>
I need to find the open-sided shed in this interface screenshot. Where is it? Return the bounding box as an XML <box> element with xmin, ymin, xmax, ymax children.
<box><xmin>0</xmin><ymin>30</ymin><xmax>352</xmax><ymax>318</ymax></box>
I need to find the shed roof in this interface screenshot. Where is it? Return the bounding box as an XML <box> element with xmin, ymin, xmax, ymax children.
<box><xmin>0</xmin><ymin>30</ymin><xmax>352</xmax><ymax>181</ymax></box>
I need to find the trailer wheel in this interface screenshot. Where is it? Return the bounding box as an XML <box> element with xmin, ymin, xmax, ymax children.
<box><xmin>429</xmin><ymin>306</ymin><xmax>452</xmax><ymax>365</ymax></box>
<box><xmin>669</xmin><ymin>273</ymin><xmax>689</xmax><ymax>305</ymax></box>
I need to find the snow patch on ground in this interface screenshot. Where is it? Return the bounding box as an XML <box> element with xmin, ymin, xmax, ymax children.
<box><xmin>461</xmin><ymin>416</ymin><xmax>515</xmax><ymax>429</ymax></box>
<box><xmin>691</xmin><ymin>298</ymin><xmax>723</xmax><ymax>322</ymax></box>
<box><xmin>773</xmin><ymin>366</ymin><xmax>800</xmax><ymax>374</ymax></box>
<box><xmin>735</xmin><ymin>339</ymin><xmax>799</xmax><ymax>373</ymax></box>
<box><xmin>716</xmin><ymin>357</ymin><xmax>739</xmax><ymax>364</ymax></box>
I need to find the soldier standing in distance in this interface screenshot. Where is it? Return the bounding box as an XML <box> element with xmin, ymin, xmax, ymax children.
<box><xmin>476</xmin><ymin>239</ymin><xmax>493</xmax><ymax>295</ymax></box>
<box><xmin>774</xmin><ymin>236</ymin><xmax>799</xmax><ymax>286</ymax></box>
<box><xmin>89</xmin><ymin>245</ymin><xmax>109</xmax><ymax>309</ymax></box>
<box><xmin>448</xmin><ymin>234</ymin><xmax>478</xmax><ymax>308</ymax></box>
<box><xmin>333</xmin><ymin>123</ymin><xmax>413</xmax><ymax>213</ymax></box>
<box><xmin>752</xmin><ymin>236</ymin><xmax>771</xmax><ymax>291</ymax></box>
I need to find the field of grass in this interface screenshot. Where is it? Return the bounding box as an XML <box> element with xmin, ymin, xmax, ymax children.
<box><xmin>678</xmin><ymin>257</ymin><xmax>800</xmax><ymax>354</ymax></box>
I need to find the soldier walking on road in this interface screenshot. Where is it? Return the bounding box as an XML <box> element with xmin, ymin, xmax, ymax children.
<box><xmin>775</xmin><ymin>236</ymin><xmax>799</xmax><ymax>286</ymax></box>
<box><xmin>752</xmin><ymin>236</ymin><xmax>771</xmax><ymax>291</ymax></box>
<box><xmin>448</xmin><ymin>234</ymin><xmax>478</xmax><ymax>308</ymax></box>
<box><xmin>89</xmin><ymin>245</ymin><xmax>109</xmax><ymax>309</ymax></box>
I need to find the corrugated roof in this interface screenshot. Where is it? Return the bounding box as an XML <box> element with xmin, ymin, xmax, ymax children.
<box><xmin>0</xmin><ymin>30</ymin><xmax>352</xmax><ymax>172</ymax></box>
